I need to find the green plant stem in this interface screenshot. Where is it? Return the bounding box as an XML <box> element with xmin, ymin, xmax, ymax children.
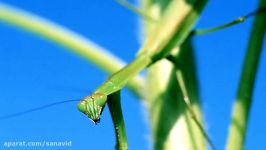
<box><xmin>108</xmin><ymin>91</ymin><xmax>128</xmax><ymax>150</ymax></box>
<box><xmin>0</xmin><ymin>3</ymin><xmax>144</xmax><ymax>97</ymax></box>
<box><xmin>138</xmin><ymin>0</ymin><xmax>208</xmax><ymax>61</ymax></box>
<box><xmin>226</xmin><ymin>0</ymin><xmax>266</xmax><ymax>150</ymax></box>
<box><xmin>141</xmin><ymin>0</ymin><xmax>207</xmax><ymax>149</ymax></box>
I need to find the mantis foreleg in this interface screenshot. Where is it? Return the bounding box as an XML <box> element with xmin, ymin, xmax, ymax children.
<box><xmin>108</xmin><ymin>91</ymin><xmax>128</xmax><ymax>150</ymax></box>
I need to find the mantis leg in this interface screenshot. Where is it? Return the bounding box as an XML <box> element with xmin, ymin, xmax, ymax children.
<box><xmin>108</xmin><ymin>91</ymin><xmax>128</xmax><ymax>150</ymax></box>
<box><xmin>167</xmin><ymin>55</ymin><xmax>216</xmax><ymax>150</ymax></box>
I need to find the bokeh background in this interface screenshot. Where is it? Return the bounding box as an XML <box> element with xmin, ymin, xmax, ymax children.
<box><xmin>0</xmin><ymin>0</ymin><xmax>265</xmax><ymax>149</ymax></box>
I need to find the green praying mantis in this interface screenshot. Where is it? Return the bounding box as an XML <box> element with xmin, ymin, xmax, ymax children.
<box><xmin>1</xmin><ymin>1</ymin><xmax>266</xmax><ymax>150</ymax></box>
<box><xmin>77</xmin><ymin>0</ymin><xmax>206</xmax><ymax>123</ymax></box>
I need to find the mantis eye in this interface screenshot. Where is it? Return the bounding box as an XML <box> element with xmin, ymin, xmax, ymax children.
<box><xmin>91</xmin><ymin>92</ymin><xmax>107</xmax><ymax>106</ymax></box>
<box><xmin>77</xmin><ymin>100</ymin><xmax>87</xmax><ymax>113</ymax></box>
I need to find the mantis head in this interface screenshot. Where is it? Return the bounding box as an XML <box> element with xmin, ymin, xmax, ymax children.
<box><xmin>77</xmin><ymin>93</ymin><xmax>107</xmax><ymax>124</ymax></box>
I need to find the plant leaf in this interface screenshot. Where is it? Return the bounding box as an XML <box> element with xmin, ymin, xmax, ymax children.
<box><xmin>226</xmin><ymin>0</ymin><xmax>266</xmax><ymax>149</ymax></box>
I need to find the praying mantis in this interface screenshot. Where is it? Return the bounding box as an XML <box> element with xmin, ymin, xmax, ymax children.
<box><xmin>77</xmin><ymin>0</ymin><xmax>207</xmax><ymax>122</ymax></box>
<box><xmin>1</xmin><ymin>1</ymin><xmax>265</xmax><ymax>150</ymax></box>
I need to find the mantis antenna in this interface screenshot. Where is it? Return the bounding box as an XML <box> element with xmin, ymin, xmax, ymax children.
<box><xmin>0</xmin><ymin>99</ymin><xmax>80</xmax><ymax>120</ymax></box>
<box><xmin>0</xmin><ymin>92</ymin><xmax>128</xmax><ymax>149</ymax></box>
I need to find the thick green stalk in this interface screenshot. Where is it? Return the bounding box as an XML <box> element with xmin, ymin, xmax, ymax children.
<box><xmin>0</xmin><ymin>3</ymin><xmax>144</xmax><ymax>96</ymax></box>
<box><xmin>138</xmin><ymin>0</ymin><xmax>208</xmax><ymax>61</ymax></box>
<box><xmin>146</xmin><ymin>40</ymin><xmax>207</xmax><ymax>150</ymax></box>
<box><xmin>226</xmin><ymin>0</ymin><xmax>266</xmax><ymax>150</ymax></box>
<box><xmin>108</xmin><ymin>91</ymin><xmax>128</xmax><ymax>150</ymax></box>
<box><xmin>141</xmin><ymin>0</ymin><xmax>207</xmax><ymax>149</ymax></box>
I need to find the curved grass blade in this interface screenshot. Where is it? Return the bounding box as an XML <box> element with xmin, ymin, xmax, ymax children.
<box><xmin>0</xmin><ymin>3</ymin><xmax>144</xmax><ymax>97</ymax></box>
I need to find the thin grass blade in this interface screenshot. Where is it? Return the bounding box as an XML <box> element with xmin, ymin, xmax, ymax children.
<box><xmin>226</xmin><ymin>0</ymin><xmax>266</xmax><ymax>149</ymax></box>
